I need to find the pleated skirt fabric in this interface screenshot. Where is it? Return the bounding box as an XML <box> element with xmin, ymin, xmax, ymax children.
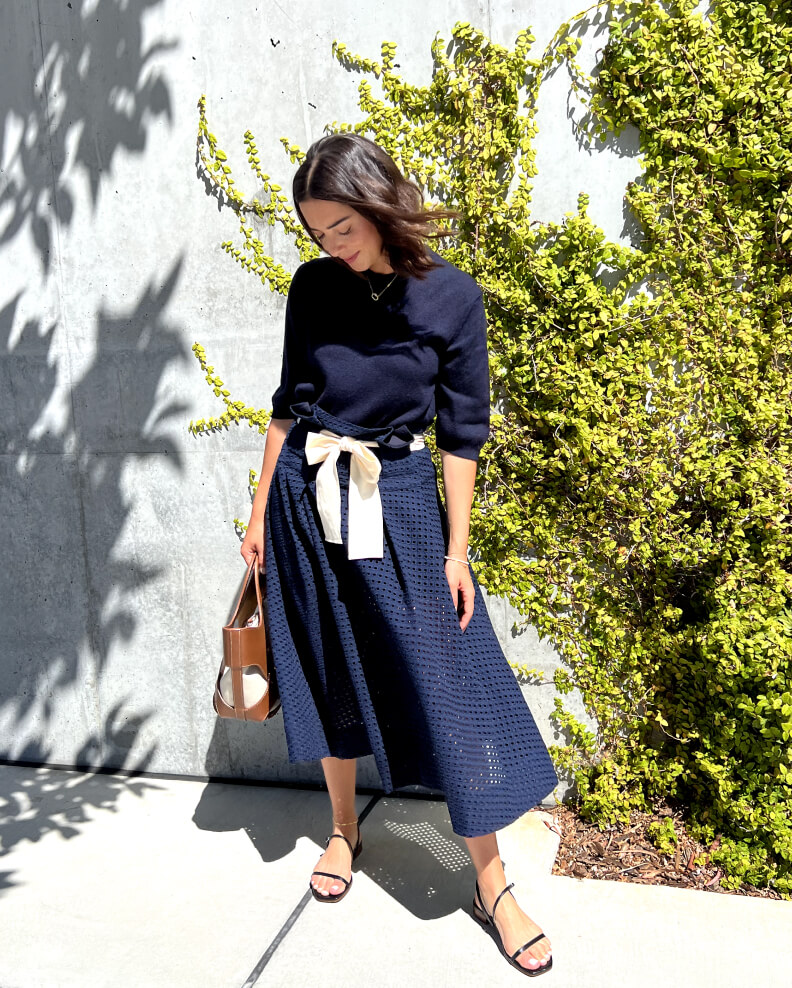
<box><xmin>264</xmin><ymin>404</ymin><xmax>559</xmax><ymax>838</ymax></box>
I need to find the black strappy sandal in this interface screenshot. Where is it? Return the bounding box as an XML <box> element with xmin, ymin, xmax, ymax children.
<box><xmin>309</xmin><ymin>826</ymin><xmax>363</xmax><ymax>903</ymax></box>
<box><xmin>472</xmin><ymin>880</ymin><xmax>553</xmax><ymax>977</ymax></box>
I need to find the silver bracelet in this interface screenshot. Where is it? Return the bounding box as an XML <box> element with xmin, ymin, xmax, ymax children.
<box><xmin>444</xmin><ymin>554</ymin><xmax>469</xmax><ymax>566</ymax></box>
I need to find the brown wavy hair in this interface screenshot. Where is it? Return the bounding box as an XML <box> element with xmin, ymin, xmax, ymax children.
<box><xmin>292</xmin><ymin>133</ymin><xmax>456</xmax><ymax>279</ymax></box>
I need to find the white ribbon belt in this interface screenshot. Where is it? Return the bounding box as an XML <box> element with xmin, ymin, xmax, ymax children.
<box><xmin>304</xmin><ymin>428</ymin><xmax>425</xmax><ymax>559</ymax></box>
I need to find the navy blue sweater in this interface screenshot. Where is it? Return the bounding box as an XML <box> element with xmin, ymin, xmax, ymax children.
<box><xmin>271</xmin><ymin>249</ymin><xmax>490</xmax><ymax>460</ymax></box>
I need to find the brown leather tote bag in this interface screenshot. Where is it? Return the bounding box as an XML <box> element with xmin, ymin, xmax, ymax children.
<box><xmin>213</xmin><ymin>556</ymin><xmax>281</xmax><ymax>722</ymax></box>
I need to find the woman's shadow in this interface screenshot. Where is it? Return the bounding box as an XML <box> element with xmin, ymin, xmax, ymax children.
<box><xmin>193</xmin><ymin>563</ymin><xmax>477</xmax><ymax>921</ymax></box>
<box><xmin>191</xmin><ymin>776</ymin><xmax>477</xmax><ymax>921</ymax></box>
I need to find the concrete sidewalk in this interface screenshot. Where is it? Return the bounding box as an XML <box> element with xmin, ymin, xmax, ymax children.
<box><xmin>0</xmin><ymin>763</ymin><xmax>788</xmax><ymax>988</ymax></box>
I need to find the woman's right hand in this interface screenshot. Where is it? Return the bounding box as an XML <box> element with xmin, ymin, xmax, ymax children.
<box><xmin>239</xmin><ymin>417</ymin><xmax>292</xmax><ymax>573</ymax></box>
<box><xmin>241</xmin><ymin>514</ymin><xmax>266</xmax><ymax>572</ymax></box>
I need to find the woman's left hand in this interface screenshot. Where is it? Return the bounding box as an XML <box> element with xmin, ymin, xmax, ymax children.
<box><xmin>444</xmin><ymin>558</ymin><xmax>475</xmax><ymax>632</ymax></box>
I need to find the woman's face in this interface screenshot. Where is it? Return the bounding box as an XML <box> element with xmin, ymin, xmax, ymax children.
<box><xmin>299</xmin><ymin>198</ymin><xmax>392</xmax><ymax>274</ymax></box>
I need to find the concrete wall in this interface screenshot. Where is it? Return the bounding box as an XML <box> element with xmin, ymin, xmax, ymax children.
<box><xmin>0</xmin><ymin>0</ymin><xmax>639</xmax><ymax>797</ymax></box>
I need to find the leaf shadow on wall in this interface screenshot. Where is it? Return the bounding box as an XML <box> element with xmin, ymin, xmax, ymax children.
<box><xmin>0</xmin><ymin>0</ymin><xmax>181</xmax><ymax>782</ymax></box>
<box><xmin>0</xmin><ymin>258</ymin><xmax>188</xmax><ymax>766</ymax></box>
<box><xmin>535</xmin><ymin>4</ymin><xmax>644</xmax><ymax>250</ymax></box>
<box><xmin>0</xmin><ymin>0</ymin><xmax>175</xmax><ymax>275</ymax></box>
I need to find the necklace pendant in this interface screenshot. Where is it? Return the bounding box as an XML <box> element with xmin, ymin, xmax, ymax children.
<box><xmin>366</xmin><ymin>271</ymin><xmax>397</xmax><ymax>301</ymax></box>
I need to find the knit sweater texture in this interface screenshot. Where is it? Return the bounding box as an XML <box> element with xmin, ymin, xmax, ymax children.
<box><xmin>270</xmin><ymin>249</ymin><xmax>490</xmax><ymax>460</ymax></box>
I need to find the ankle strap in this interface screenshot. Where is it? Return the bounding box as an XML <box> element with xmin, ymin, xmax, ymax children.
<box><xmin>491</xmin><ymin>882</ymin><xmax>515</xmax><ymax>920</ymax></box>
<box><xmin>326</xmin><ymin>832</ymin><xmax>354</xmax><ymax>855</ymax></box>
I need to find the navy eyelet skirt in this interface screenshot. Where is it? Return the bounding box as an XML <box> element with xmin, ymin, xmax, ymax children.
<box><xmin>264</xmin><ymin>402</ymin><xmax>558</xmax><ymax>837</ymax></box>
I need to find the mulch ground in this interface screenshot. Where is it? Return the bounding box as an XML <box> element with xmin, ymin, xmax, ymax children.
<box><xmin>549</xmin><ymin>802</ymin><xmax>785</xmax><ymax>900</ymax></box>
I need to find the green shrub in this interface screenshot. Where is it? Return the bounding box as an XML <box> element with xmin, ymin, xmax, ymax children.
<box><xmin>647</xmin><ymin>817</ymin><xmax>679</xmax><ymax>857</ymax></box>
<box><xmin>192</xmin><ymin>1</ymin><xmax>792</xmax><ymax>895</ymax></box>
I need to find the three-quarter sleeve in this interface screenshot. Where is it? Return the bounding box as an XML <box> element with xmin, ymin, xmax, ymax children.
<box><xmin>271</xmin><ymin>269</ymin><xmax>307</xmax><ymax>418</ymax></box>
<box><xmin>434</xmin><ymin>289</ymin><xmax>491</xmax><ymax>460</ymax></box>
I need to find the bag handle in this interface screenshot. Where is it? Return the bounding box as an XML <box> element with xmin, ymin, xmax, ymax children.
<box><xmin>228</xmin><ymin>555</ymin><xmax>264</xmax><ymax>627</ymax></box>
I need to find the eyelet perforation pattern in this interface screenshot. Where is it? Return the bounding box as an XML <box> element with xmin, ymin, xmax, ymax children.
<box><xmin>264</xmin><ymin>413</ymin><xmax>558</xmax><ymax>838</ymax></box>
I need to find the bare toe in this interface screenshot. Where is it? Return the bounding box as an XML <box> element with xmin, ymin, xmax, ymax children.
<box><xmin>516</xmin><ymin>935</ymin><xmax>551</xmax><ymax>971</ymax></box>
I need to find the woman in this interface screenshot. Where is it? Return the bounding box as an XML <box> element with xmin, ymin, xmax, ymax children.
<box><xmin>241</xmin><ymin>133</ymin><xmax>558</xmax><ymax>977</ymax></box>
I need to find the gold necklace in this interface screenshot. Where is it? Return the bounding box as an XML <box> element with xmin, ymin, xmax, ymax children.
<box><xmin>366</xmin><ymin>271</ymin><xmax>398</xmax><ymax>301</ymax></box>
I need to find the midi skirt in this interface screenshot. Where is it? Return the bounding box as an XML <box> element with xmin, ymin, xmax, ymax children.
<box><xmin>264</xmin><ymin>402</ymin><xmax>559</xmax><ymax>838</ymax></box>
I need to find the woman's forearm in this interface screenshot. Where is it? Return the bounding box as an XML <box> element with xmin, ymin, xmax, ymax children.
<box><xmin>249</xmin><ymin>417</ymin><xmax>293</xmax><ymax>523</ymax></box>
<box><xmin>438</xmin><ymin>449</ymin><xmax>478</xmax><ymax>555</ymax></box>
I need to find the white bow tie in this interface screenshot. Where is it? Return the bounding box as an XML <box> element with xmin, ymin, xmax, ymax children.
<box><xmin>304</xmin><ymin>428</ymin><xmax>424</xmax><ymax>560</ymax></box>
